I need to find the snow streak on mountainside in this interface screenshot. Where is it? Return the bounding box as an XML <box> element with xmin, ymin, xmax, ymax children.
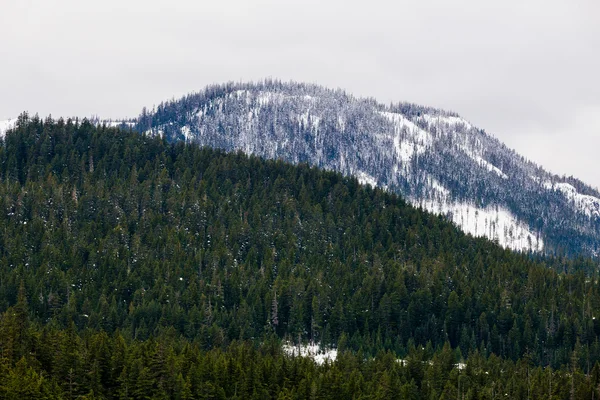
<box><xmin>420</xmin><ymin>198</ymin><xmax>543</xmax><ymax>251</ymax></box>
<box><xmin>543</xmin><ymin>181</ymin><xmax>600</xmax><ymax>219</ymax></box>
<box><xmin>130</xmin><ymin>81</ymin><xmax>598</xmax><ymax>256</ymax></box>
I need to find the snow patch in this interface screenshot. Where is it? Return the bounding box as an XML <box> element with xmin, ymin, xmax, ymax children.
<box><xmin>181</xmin><ymin>126</ymin><xmax>193</xmax><ymax>142</ymax></box>
<box><xmin>144</xmin><ymin>128</ymin><xmax>164</xmax><ymax>139</ymax></box>
<box><xmin>417</xmin><ymin>198</ymin><xmax>543</xmax><ymax>252</ymax></box>
<box><xmin>282</xmin><ymin>343</ymin><xmax>337</xmax><ymax>365</ymax></box>
<box><xmin>297</xmin><ymin>112</ymin><xmax>321</xmax><ymax>130</ymax></box>
<box><xmin>356</xmin><ymin>171</ymin><xmax>377</xmax><ymax>187</ymax></box>
<box><xmin>101</xmin><ymin>120</ymin><xmax>135</xmax><ymax>128</ymax></box>
<box><xmin>352</xmin><ymin>170</ymin><xmax>536</xmax><ymax>252</ymax></box>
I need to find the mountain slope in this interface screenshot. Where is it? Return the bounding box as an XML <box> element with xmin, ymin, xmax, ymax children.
<box><xmin>135</xmin><ymin>80</ymin><xmax>600</xmax><ymax>256</ymax></box>
<box><xmin>0</xmin><ymin>116</ymin><xmax>597</xmax><ymax>366</ymax></box>
<box><xmin>3</xmin><ymin>116</ymin><xmax>600</xmax><ymax>397</ymax></box>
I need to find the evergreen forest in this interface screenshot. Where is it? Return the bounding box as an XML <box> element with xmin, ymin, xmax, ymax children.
<box><xmin>0</xmin><ymin>113</ymin><xmax>599</xmax><ymax>398</ymax></box>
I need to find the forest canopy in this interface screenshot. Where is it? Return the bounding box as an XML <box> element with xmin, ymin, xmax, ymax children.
<box><xmin>0</xmin><ymin>113</ymin><xmax>599</xmax><ymax>399</ymax></box>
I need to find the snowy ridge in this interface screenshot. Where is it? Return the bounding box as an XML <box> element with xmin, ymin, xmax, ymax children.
<box><xmin>136</xmin><ymin>81</ymin><xmax>600</xmax><ymax>256</ymax></box>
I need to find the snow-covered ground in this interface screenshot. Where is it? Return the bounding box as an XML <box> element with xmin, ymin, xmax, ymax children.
<box><xmin>418</xmin><ymin>197</ymin><xmax>543</xmax><ymax>252</ymax></box>
<box><xmin>356</xmin><ymin>171</ymin><xmax>377</xmax><ymax>187</ymax></box>
<box><xmin>283</xmin><ymin>343</ymin><xmax>468</xmax><ymax>371</ymax></box>
<box><xmin>282</xmin><ymin>343</ymin><xmax>338</xmax><ymax>365</ymax></box>
<box><xmin>414</xmin><ymin>177</ymin><xmax>541</xmax><ymax>252</ymax></box>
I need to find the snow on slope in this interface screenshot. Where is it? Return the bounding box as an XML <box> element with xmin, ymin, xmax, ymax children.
<box><xmin>376</xmin><ymin>111</ymin><xmax>529</xmax><ymax>249</ymax></box>
<box><xmin>180</xmin><ymin>126</ymin><xmax>193</xmax><ymax>142</ymax></box>
<box><xmin>419</xmin><ymin>198</ymin><xmax>543</xmax><ymax>251</ymax></box>
<box><xmin>385</xmin><ymin>109</ymin><xmax>508</xmax><ymax>180</ymax></box>
<box><xmin>543</xmin><ymin>181</ymin><xmax>600</xmax><ymax>218</ymax></box>
<box><xmin>139</xmin><ymin>82</ymin><xmax>600</xmax><ymax>255</ymax></box>
<box><xmin>379</xmin><ymin>111</ymin><xmax>432</xmax><ymax>166</ymax></box>
<box><xmin>372</xmin><ymin>110</ymin><xmax>539</xmax><ymax>251</ymax></box>
<box><xmin>417</xmin><ymin>114</ymin><xmax>473</xmax><ymax>131</ymax></box>
<box><xmin>474</xmin><ymin>156</ymin><xmax>508</xmax><ymax>179</ymax></box>
<box><xmin>282</xmin><ymin>343</ymin><xmax>337</xmax><ymax>365</ymax></box>
<box><xmin>416</xmin><ymin>176</ymin><xmax>542</xmax><ymax>251</ymax></box>
<box><xmin>356</xmin><ymin>171</ymin><xmax>377</xmax><ymax>187</ymax></box>
<box><xmin>142</xmin><ymin>87</ymin><xmax>547</xmax><ymax>253</ymax></box>
<box><xmin>449</xmin><ymin>127</ymin><xmax>508</xmax><ymax>180</ymax></box>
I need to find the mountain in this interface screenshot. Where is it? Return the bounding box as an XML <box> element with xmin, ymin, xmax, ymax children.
<box><xmin>1</xmin><ymin>116</ymin><xmax>599</xmax><ymax>398</ymax></box>
<box><xmin>134</xmin><ymin>80</ymin><xmax>600</xmax><ymax>257</ymax></box>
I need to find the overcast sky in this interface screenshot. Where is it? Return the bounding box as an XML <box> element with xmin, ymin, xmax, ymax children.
<box><xmin>1</xmin><ymin>0</ymin><xmax>599</xmax><ymax>188</ymax></box>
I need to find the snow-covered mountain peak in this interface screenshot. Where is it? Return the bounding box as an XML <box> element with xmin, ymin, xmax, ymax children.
<box><xmin>130</xmin><ymin>80</ymin><xmax>600</xmax><ymax>256</ymax></box>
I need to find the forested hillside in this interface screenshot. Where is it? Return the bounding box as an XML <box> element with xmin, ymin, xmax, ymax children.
<box><xmin>1</xmin><ymin>114</ymin><xmax>600</xmax><ymax>398</ymax></box>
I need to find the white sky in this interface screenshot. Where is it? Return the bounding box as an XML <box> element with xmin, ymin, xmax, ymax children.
<box><xmin>1</xmin><ymin>0</ymin><xmax>599</xmax><ymax>188</ymax></box>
